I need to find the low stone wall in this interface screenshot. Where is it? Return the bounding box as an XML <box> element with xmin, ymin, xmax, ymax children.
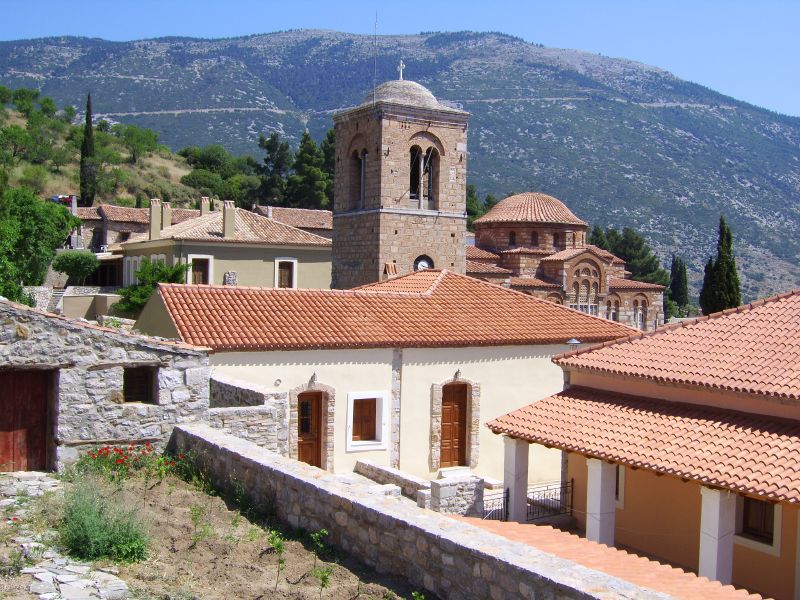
<box><xmin>171</xmin><ymin>424</ymin><xmax>669</xmax><ymax>600</ymax></box>
<box><xmin>207</xmin><ymin>406</ymin><xmax>287</xmax><ymax>454</ymax></box>
<box><xmin>210</xmin><ymin>375</ymin><xmax>280</xmax><ymax>408</ymax></box>
<box><xmin>430</xmin><ymin>475</ymin><xmax>484</xmax><ymax>516</ymax></box>
<box><xmin>354</xmin><ymin>459</ymin><xmax>430</xmax><ymax>498</ymax></box>
<box><xmin>22</xmin><ymin>287</ymin><xmax>52</xmax><ymax>311</ymax></box>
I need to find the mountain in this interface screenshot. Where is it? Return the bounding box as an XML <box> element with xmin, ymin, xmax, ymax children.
<box><xmin>2</xmin><ymin>30</ymin><xmax>799</xmax><ymax>301</ymax></box>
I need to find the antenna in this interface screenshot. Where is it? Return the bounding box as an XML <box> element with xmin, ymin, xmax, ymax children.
<box><xmin>372</xmin><ymin>11</ymin><xmax>378</xmax><ymax>106</ymax></box>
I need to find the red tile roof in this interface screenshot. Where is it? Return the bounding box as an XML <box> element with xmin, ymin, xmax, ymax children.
<box><xmin>556</xmin><ymin>289</ymin><xmax>800</xmax><ymax>401</ymax></box>
<box><xmin>457</xmin><ymin>517</ymin><xmax>761</xmax><ymax>600</ymax></box>
<box><xmin>474</xmin><ymin>192</ymin><xmax>587</xmax><ymax>226</ymax></box>
<box><xmin>124</xmin><ymin>208</ymin><xmax>331</xmax><ymax>247</ymax></box>
<box><xmin>79</xmin><ymin>204</ymin><xmax>201</xmax><ymax>225</ymax></box>
<box><xmin>500</xmin><ymin>247</ymin><xmax>551</xmax><ymax>255</ymax></box>
<box><xmin>155</xmin><ymin>270</ymin><xmax>634</xmax><ymax>351</ymax></box>
<box><xmin>253</xmin><ymin>206</ymin><xmax>332</xmax><ymax>230</ymax></box>
<box><xmin>540</xmin><ymin>245</ymin><xmax>622</xmax><ymax>263</ymax></box>
<box><xmin>76</xmin><ymin>207</ymin><xmax>101</xmax><ymax>220</ymax></box>
<box><xmin>465</xmin><ymin>246</ymin><xmax>499</xmax><ymax>261</ymax></box>
<box><xmin>465</xmin><ymin>260</ymin><xmax>512</xmax><ymax>275</ymax></box>
<box><xmin>509</xmin><ymin>277</ymin><xmax>561</xmax><ymax>289</ymax></box>
<box><xmin>488</xmin><ymin>386</ymin><xmax>800</xmax><ymax>504</ymax></box>
<box><xmin>608</xmin><ymin>277</ymin><xmax>664</xmax><ymax>291</ymax></box>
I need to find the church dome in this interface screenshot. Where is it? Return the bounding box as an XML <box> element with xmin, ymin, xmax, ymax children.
<box><xmin>475</xmin><ymin>192</ymin><xmax>587</xmax><ymax>226</ymax></box>
<box><xmin>363</xmin><ymin>80</ymin><xmax>446</xmax><ymax>110</ymax></box>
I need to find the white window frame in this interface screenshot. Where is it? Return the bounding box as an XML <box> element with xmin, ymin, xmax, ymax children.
<box><xmin>186</xmin><ymin>254</ymin><xmax>214</xmax><ymax>285</ymax></box>
<box><xmin>274</xmin><ymin>257</ymin><xmax>298</xmax><ymax>289</ymax></box>
<box><xmin>345</xmin><ymin>390</ymin><xmax>389</xmax><ymax>452</ymax></box>
<box><xmin>124</xmin><ymin>256</ymin><xmax>142</xmax><ymax>286</ymax></box>
<box><xmin>734</xmin><ymin>496</ymin><xmax>782</xmax><ymax>557</ymax></box>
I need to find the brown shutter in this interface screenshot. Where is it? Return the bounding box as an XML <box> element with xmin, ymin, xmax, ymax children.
<box><xmin>352</xmin><ymin>398</ymin><xmax>376</xmax><ymax>441</ymax></box>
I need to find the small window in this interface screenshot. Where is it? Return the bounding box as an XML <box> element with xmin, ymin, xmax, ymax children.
<box><xmin>740</xmin><ymin>497</ymin><xmax>774</xmax><ymax>544</ymax></box>
<box><xmin>531</xmin><ymin>231</ymin><xmax>538</xmax><ymax>247</ymax></box>
<box><xmin>352</xmin><ymin>398</ymin><xmax>377</xmax><ymax>441</ymax></box>
<box><xmin>278</xmin><ymin>261</ymin><xmax>294</xmax><ymax>288</ymax></box>
<box><xmin>123</xmin><ymin>367</ymin><xmax>157</xmax><ymax>404</ymax></box>
<box><xmin>191</xmin><ymin>258</ymin><xmax>210</xmax><ymax>285</ymax></box>
<box><xmin>508</xmin><ymin>231</ymin><xmax>516</xmax><ymax>247</ymax></box>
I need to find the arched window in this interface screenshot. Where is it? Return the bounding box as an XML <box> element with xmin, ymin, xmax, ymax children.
<box><xmin>422</xmin><ymin>148</ymin><xmax>439</xmax><ymax>209</ymax></box>
<box><xmin>350</xmin><ymin>150</ymin><xmax>366</xmax><ymax>210</ymax></box>
<box><xmin>613</xmin><ymin>300</ymin><xmax>620</xmax><ymax>321</ymax></box>
<box><xmin>606</xmin><ymin>301</ymin><xmax>612</xmax><ymax>320</ymax></box>
<box><xmin>553</xmin><ymin>232</ymin><xmax>565</xmax><ymax>251</ymax></box>
<box><xmin>409</xmin><ymin>146</ymin><xmax>422</xmax><ymax>201</ymax></box>
<box><xmin>531</xmin><ymin>231</ymin><xmax>538</xmax><ymax>247</ymax></box>
<box><xmin>569</xmin><ymin>282</ymin><xmax>580</xmax><ymax>310</ymax></box>
<box><xmin>508</xmin><ymin>231</ymin><xmax>517</xmax><ymax>247</ymax></box>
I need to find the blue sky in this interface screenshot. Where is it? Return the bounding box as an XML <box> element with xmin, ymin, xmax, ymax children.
<box><xmin>2</xmin><ymin>0</ymin><xmax>798</xmax><ymax>116</ymax></box>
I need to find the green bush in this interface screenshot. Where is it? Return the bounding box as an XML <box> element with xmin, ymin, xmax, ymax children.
<box><xmin>18</xmin><ymin>164</ymin><xmax>48</xmax><ymax>193</ymax></box>
<box><xmin>52</xmin><ymin>250</ymin><xmax>99</xmax><ymax>285</ymax></box>
<box><xmin>58</xmin><ymin>478</ymin><xmax>149</xmax><ymax>563</ymax></box>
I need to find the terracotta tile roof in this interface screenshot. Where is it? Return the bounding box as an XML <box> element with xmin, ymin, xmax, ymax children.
<box><xmin>124</xmin><ymin>208</ymin><xmax>331</xmax><ymax>247</ymax></box>
<box><xmin>253</xmin><ymin>206</ymin><xmax>332</xmax><ymax>230</ymax></box>
<box><xmin>585</xmin><ymin>244</ymin><xmax>625</xmax><ymax>264</ymax></box>
<box><xmin>500</xmin><ymin>247</ymin><xmax>551</xmax><ymax>255</ymax></box>
<box><xmin>540</xmin><ymin>245</ymin><xmax>622</xmax><ymax>263</ymax></box>
<box><xmin>456</xmin><ymin>517</ymin><xmax>761</xmax><ymax>599</ymax></box>
<box><xmin>488</xmin><ymin>386</ymin><xmax>800</xmax><ymax>504</ymax></box>
<box><xmin>94</xmin><ymin>204</ymin><xmax>200</xmax><ymax>224</ymax></box>
<box><xmin>608</xmin><ymin>277</ymin><xmax>665</xmax><ymax>291</ymax></box>
<box><xmin>556</xmin><ymin>289</ymin><xmax>800</xmax><ymax>401</ymax></box>
<box><xmin>465</xmin><ymin>260</ymin><xmax>511</xmax><ymax>275</ymax></box>
<box><xmin>155</xmin><ymin>270</ymin><xmax>634</xmax><ymax>351</ymax></box>
<box><xmin>474</xmin><ymin>192</ymin><xmax>587</xmax><ymax>226</ymax></box>
<box><xmin>171</xmin><ymin>208</ymin><xmax>202</xmax><ymax>223</ymax></box>
<box><xmin>76</xmin><ymin>207</ymin><xmax>100</xmax><ymax>220</ymax></box>
<box><xmin>509</xmin><ymin>277</ymin><xmax>561</xmax><ymax>289</ymax></box>
<box><xmin>465</xmin><ymin>246</ymin><xmax>499</xmax><ymax>261</ymax></box>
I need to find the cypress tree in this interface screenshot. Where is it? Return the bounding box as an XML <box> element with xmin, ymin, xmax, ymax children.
<box><xmin>79</xmin><ymin>93</ymin><xmax>96</xmax><ymax>205</ymax></box>
<box><xmin>699</xmin><ymin>257</ymin><xmax>716</xmax><ymax>315</ymax></box>
<box><xmin>669</xmin><ymin>255</ymin><xmax>689</xmax><ymax>309</ymax></box>
<box><xmin>714</xmin><ymin>215</ymin><xmax>741</xmax><ymax>309</ymax></box>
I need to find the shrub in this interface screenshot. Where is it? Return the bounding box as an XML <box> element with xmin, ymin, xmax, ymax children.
<box><xmin>18</xmin><ymin>164</ymin><xmax>48</xmax><ymax>193</ymax></box>
<box><xmin>67</xmin><ymin>443</ymin><xmax>188</xmax><ymax>483</ymax></box>
<box><xmin>58</xmin><ymin>478</ymin><xmax>148</xmax><ymax>563</ymax></box>
<box><xmin>51</xmin><ymin>250</ymin><xmax>99</xmax><ymax>285</ymax></box>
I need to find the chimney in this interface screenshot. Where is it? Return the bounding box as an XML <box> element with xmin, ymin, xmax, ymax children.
<box><xmin>200</xmin><ymin>196</ymin><xmax>210</xmax><ymax>215</ymax></box>
<box><xmin>267</xmin><ymin>206</ymin><xmax>273</xmax><ymax>219</ymax></box>
<box><xmin>161</xmin><ymin>201</ymin><xmax>172</xmax><ymax>230</ymax></box>
<box><xmin>223</xmin><ymin>201</ymin><xmax>236</xmax><ymax>239</ymax></box>
<box><xmin>149</xmin><ymin>199</ymin><xmax>162</xmax><ymax>240</ymax></box>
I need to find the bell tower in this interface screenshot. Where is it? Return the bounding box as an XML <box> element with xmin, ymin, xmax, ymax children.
<box><xmin>331</xmin><ymin>70</ymin><xmax>470</xmax><ymax>289</ymax></box>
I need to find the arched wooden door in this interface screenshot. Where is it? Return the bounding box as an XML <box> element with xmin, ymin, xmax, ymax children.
<box><xmin>297</xmin><ymin>391</ymin><xmax>323</xmax><ymax>468</ymax></box>
<box><xmin>440</xmin><ymin>383</ymin><xmax>467</xmax><ymax>468</ymax></box>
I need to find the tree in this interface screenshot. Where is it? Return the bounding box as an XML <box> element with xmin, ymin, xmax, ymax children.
<box><xmin>285</xmin><ymin>131</ymin><xmax>329</xmax><ymax>209</ymax></box>
<box><xmin>669</xmin><ymin>255</ymin><xmax>689</xmax><ymax>309</ymax></box>
<box><xmin>114</xmin><ymin>258</ymin><xmax>189</xmax><ymax>314</ymax></box>
<box><xmin>114</xmin><ymin>124</ymin><xmax>159</xmax><ymax>164</ymax></box>
<box><xmin>588</xmin><ymin>225</ymin><xmax>608</xmax><ymax>249</ymax></box>
<box><xmin>0</xmin><ymin>125</ymin><xmax>32</xmax><ymax>162</ymax></box>
<box><xmin>258</xmin><ymin>132</ymin><xmax>292</xmax><ymax>204</ymax></box>
<box><xmin>38</xmin><ymin>97</ymin><xmax>57</xmax><ymax>117</ymax></box>
<box><xmin>610</xmin><ymin>228</ymin><xmax>669</xmax><ymax>285</ymax></box>
<box><xmin>60</xmin><ymin>105</ymin><xmax>76</xmax><ymax>124</ymax></box>
<box><xmin>466</xmin><ymin>184</ymin><xmax>487</xmax><ymax>229</ymax></box>
<box><xmin>320</xmin><ymin>127</ymin><xmax>336</xmax><ymax>206</ymax></box>
<box><xmin>180</xmin><ymin>169</ymin><xmax>225</xmax><ymax>197</ymax></box>
<box><xmin>52</xmin><ymin>250</ymin><xmax>100</xmax><ymax>285</ymax></box>
<box><xmin>18</xmin><ymin>164</ymin><xmax>48</xmax><ymax>193</ymax></box>
<box><xmin>12</xmin><ymin>88</ymin><xmax>38</xmax><ymax>117</ymax></box>
<box><xmin>80</xmin><ymin>94</ymin><xmax>97</xmax><ymax>205</ymax></box>
<box><xmin>0</xmin><ymin>86</ymin><xmax>12</xmax><ymax>105</ymax></box>
<box><xmin>699</xmin><ymin>215</ymin><xmax>741</xmax><ymax>315</ymax></box>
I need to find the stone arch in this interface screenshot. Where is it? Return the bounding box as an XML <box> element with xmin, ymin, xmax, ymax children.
<box><xmin>288</xmin><ymin>379</ymin><xmax>336</xmax><ymax>471</ymax></box>
<box><xmin>429</xmin><ymin>374</ymin><xmax>481</xmax><ymax>472</ymax></box>
<box><xmin>546</xmin><ymin>292</ymin><xmax>564</xmax><ymax>304</ymax></box>
<box><xmin>346</xmin><ymin>132</ymin><xmax>367</xmax><ymax>157</ymax></box>
<box><xmin>408</xmin><ymin>131</ymin><xmax>445</xmax><ymax>156</ymax></box>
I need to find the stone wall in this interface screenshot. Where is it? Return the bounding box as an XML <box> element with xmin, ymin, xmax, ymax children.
<box><xmin>0</xmin><ymin>300</ymin><xmax>210</xmax><ymax>469</ymax></box>
<box><xmin>354</xmin><ymin>459</ymin><xmax>430</xmax><ymax>499</ymax></box>
<box><xmin>210</xmin><ymin>375</ymin><xmax>273</xmax><ymax>408</ymax></box>
<box><xmin>171</xmin><ymin>424</ymin><xmax>672</xmax><ymax>600</ymax></box>
<box><xmin>430</xmin><ymin>475</ymin><xmax>484</xmax><ymax>517</ymax></box>
<box><xmin>22</xmin><ymin>287</ymin><xmax>52</xmax><ymax>311</ymax></box>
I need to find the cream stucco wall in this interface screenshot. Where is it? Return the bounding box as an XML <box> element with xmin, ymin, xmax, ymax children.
<box><xmin>401</xmin><ymin>346</ymin><xmax>565</xmax><ymax>482</ymax></box>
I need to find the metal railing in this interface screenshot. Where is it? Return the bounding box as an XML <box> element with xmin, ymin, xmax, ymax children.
<box><xmin>526</xmin><ymin>479</ymin><xmax>573</xmax><ymax>522</ymax></box>
<box><xmin>482</xmin><ymin>488</ymin><xmax>508</xmax><ymax>521</ymax></box>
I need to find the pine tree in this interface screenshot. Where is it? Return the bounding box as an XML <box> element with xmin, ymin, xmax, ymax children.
<box><xmin>613</xmin><ymin>228</ymin><xmax>669</xmax><ymax>285</ymax></box>
<box><xmin>79</xmin><ymin>93</ymin><xmax>96</xmax><ymax>205</ymax></box>
<box><xmin>258</xmin><ymin>132</ymin><xmax>292</xmax><ymax>204</ymax></box>
<box><xmin>700</xmin><ymin>215</ymin><xmax>741</xmax><ymax>315</ymax></box>
<box><xmin>588</xmin><ymin>225</ymin><xmax>609</xmax><ymax>250</ymax></box>
<box><xmin>669</xmin><ymin>255</ymin><xmax>689</xmax><ymax>309</ymax></box>
<box><xmin>285</xmin><ymin>131</ymin><xmax>329</xmax><ymax>209</ymax></box>
<box><xmin>466</xmin><ymin>184</ymin><xmax>487</xmax><ymax>230</ymax></box>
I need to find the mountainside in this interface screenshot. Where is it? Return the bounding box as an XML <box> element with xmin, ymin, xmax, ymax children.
<box><xmin>2</xmin><ymin>30</ymin><xmax>799</xmax><ymax>300</ymax></box>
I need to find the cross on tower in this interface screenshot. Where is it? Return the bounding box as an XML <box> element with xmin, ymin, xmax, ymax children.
<box><xmin>397</xmin><ymin>59</ymin><xmax>405</xmax><ymax>81</ymax></box>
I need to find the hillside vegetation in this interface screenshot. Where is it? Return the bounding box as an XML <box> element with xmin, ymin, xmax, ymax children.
<box><xmin>1</xmin><ymin>30</ymin><xmax>799</xmax><ymax>299</ymax></box>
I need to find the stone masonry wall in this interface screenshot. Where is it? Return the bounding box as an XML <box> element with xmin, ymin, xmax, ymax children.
<box><xmin>354</xmin><ymin>459</ymin><xmax>430</xmax><ymax>499</ymax></box>
<box><xmin>430</xmin><ymin>475</ymin><xmax>484</xmax><ymax>517</ymax></box>
<box><xmin>172</xmin><ymin>424</ymin><xmax>672</xmax><ymax>600</ymax></box>
<box><xmin>0</xmin><ymin>301</ymin><xmax>209</xmax><ymax>469</ymax></box>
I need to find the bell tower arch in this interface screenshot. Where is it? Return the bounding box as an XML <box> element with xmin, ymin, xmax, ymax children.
<box><xmin>331</xmin><ymin>73</ymin><xmax>470</xmax><ymax>289</ymax></box>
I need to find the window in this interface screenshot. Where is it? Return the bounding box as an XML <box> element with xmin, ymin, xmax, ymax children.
<box><xmin>531</xmin><ymin>231</ymin><xmax>538</xmax><ymax>247</ymax></box>
<box><xmin>508</xmin><ymin>231</ymin><xmax>517</xmax><ymax>247</ymax></box>
<box><xmin>123</xmin><ymin>367</ymin><xmax>157</xmax><ymax>404</ymax></box>
<box><xmin>351</xmin><ymin>150</ymin><xmax>366</xmax><ymax>210</ymax></box>
<box><xmin>409</xmin><ymin>146</ymin><xmax>422</xmax><ymax>200</ymax></box>
<box><xmin>735</xmin><ymin>497</ymin><xmax>781</xmax><ymax>555</ymax></box>
<box><xmin>346</xmin><ymin>391</ymin><xmax>389</xmax><ymax>451</ymax></box>
<box><xmin>274</xmin><ymin>258</ymin><xmax>298</xmax><ymax>288</ymax></box>
<box><xmin>187</xmin><ymin>254</ymin><xmax>213</xmax><ymax>285</ymax></box>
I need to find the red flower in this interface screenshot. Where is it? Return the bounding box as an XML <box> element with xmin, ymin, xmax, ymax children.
<box><xmin>178</xmin><ymin>454</ymin><xmax>185</xmax><ymax>460</ymax></box>
<box><xmin>115</xmin><ymin>458</ymin><xmax>125</xmax><ymax>464</ymax></box>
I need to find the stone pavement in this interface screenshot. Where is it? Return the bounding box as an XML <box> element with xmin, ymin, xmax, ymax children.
<box><xmin>1</xmin><ymin>472</ymin><xmax>131</xmax><ymax>600</ymax></box>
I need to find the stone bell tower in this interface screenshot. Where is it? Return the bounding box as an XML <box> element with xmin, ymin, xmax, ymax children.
<box><xmin>331</xmin><ymin>65</ymin><xmax>470</xmax><ymax>289</ymax></box>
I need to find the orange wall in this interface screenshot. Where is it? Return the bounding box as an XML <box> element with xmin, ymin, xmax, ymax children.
<box><xmin>568</xmin><ymin>453</ymin><xmax>797</xmax><ymax>599</ymax></box>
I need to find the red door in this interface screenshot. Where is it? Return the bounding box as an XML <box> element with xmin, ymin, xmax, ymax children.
<box><xmin>297</xmin><ymin>392</ymin><xmax>322</xmax><ymax>468</ymax></box>
<box><xmin>0</xmin><ymin>371</ymin><xmax>49</xmax><ymax>471</ymax></box>
<box><xmin>440</xmin><ymin>384</ymin><xmax>467</xmax><ymax>468</ymax></box>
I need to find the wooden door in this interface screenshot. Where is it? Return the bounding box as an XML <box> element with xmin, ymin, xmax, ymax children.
<box><xmin>297</xmin><ymin>392</ymin><xmax>322</xmax><ymax>468</ymax></box>
<box><xmin>440</xmin><ymin>383</ymin><xmax>467</xmax><ymax>468</ymax></box>
<box><xmin>278</xmin><ymin>261</ymin><xmax>294</xmax><ymax>288</ymax></box>
<box><xmin>191</xmin><ymin>259</ymin><xmax>209</xmax><ymax>284</ymax></box>
<box><xmin>0</xmin><ymin>371</ymin><xmax>49</xmax><ymax>472</ymax></box>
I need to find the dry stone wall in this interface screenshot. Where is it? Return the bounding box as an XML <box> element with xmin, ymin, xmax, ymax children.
<box><xmin>172</xmin><ymin>423</ymin><xmax>672</xmax><ymax>600</ymax></box>
<box><xmin>430</xmin><ymin>475</ymin><xmax>484</xmax><ymax>517</ymax></box>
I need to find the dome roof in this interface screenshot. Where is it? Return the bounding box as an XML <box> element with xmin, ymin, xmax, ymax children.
<box><xmin>475</xmin><ymin>192</ymin><xmax>587</xmax><ymax>226</ymax></box>
<box><xmin>362</xmin><ymin>80</ymin><xmax>460</xmax><ymax>112</ymax></box>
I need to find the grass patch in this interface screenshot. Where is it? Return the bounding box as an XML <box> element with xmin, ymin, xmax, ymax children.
<box><xmin>58</xmin><ymin>478</ymin><xmax>149</xmax><ymax>563</ymax></box>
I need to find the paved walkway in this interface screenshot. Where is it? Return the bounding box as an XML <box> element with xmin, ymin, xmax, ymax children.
<box><xmin>453</xmin><ymin>517</ymin><xmax>761</xmax><ymax>600</ymax></box>
<box><xmin>1</xmin><ymin>472</ymin><xmax>131</xmax><ymax>600</ymax></box>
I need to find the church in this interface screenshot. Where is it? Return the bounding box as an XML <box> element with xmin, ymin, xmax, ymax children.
<box><xmin>330</xmin><ymin>68</ymin><xmax>663</xmax><ymax>331</ymax></box>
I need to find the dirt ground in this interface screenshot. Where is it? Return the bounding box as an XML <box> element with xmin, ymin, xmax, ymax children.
<box><xmin>1</xmin><ymin>474</ymin><xmax>427</xmax><ymax>600</ymax></box>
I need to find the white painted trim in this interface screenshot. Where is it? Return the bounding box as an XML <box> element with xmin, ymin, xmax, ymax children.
<box><xmin>345</xmin><ymin>390</ymin><xmax>389</xmax><ymax>452</ymax></box>
<box><xmin>615</xmin><ymin>465</ymin><xmax>625</xmax><ymax>509</ymax></box>
<box><xmin>274</xmin><ymin>257</ymin><xmax>298</xmax><ymax>289</ymax></box>
<box><xmin>186</xmin><ymin>254</ymin><xmax>214</xmax><ymax>285</ymax></box>
<box><xmin>734</xmin><ymin>498</ymin><xmax>782</xmax><ymax>557</ymax></box>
